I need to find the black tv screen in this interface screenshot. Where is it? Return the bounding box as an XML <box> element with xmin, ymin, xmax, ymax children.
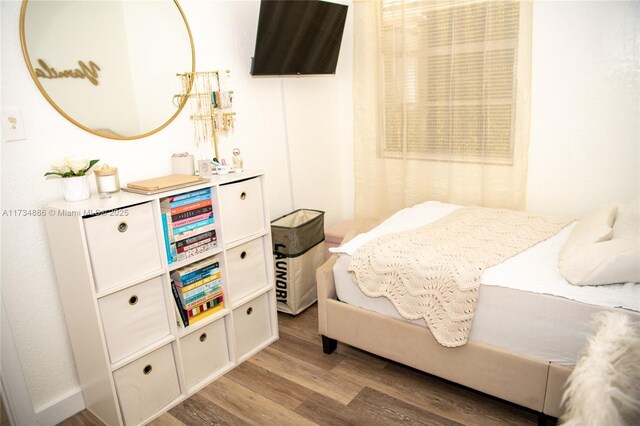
<box><xmin>251</xmin><ymin>0</ymin><xmax>348</xmax><ymax>76</ymax></box>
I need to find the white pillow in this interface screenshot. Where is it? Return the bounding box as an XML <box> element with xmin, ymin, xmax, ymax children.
<box><xmin>559</xmin><ymin>238</ymin><xmax>640</xmax><ymax>286</ymax></box>
<box><xmin>613</xmin><ymin>198</ymin><xmax>639</xmax><ymax>240</ymax></box>
<box><xmin>560</xmin><ymin>204</ymin><xmax>617</xmax><ymax>257</ymax></box>
<box><xmin>559</xmin><ymin>204</ymin><xmax>640</xmax><ymax>286</ymax></box>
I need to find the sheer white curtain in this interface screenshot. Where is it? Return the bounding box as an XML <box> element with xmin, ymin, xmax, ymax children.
<box><xmin>353</xmin><ymin>0</ymin><xmax>532</xmax><ymax>219</ymax></box>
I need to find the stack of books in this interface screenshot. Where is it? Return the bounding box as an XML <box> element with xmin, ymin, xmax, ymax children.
<box><xmin>161</xmin><ymin>188</ymin><xmax>217</xmax><ymax>264</ymax></box>
<box><xmin>170</xmin><ymin>257</ymin><xmax>224</xmax><ymax>327</ymax></box>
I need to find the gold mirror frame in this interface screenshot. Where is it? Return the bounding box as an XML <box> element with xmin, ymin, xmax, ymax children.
<box><xmin>19</xmin><ymin>0</ymin><xmax>195</xmax><ymax>140</ymax></box>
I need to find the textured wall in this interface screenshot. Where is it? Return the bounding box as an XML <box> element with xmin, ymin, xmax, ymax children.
<box><xmin>527</xmin><ymin>0</ymin><xmax>639</xmax><ymax>217</ymax></box>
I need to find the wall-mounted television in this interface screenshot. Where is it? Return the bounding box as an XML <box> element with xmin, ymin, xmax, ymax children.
<box><xmin>250</xmin><ymin>0</ymin><xmax>348</xmax><ymax>76</ymax></box>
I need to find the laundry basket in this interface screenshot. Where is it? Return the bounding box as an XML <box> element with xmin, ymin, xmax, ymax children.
<box><xmin>271</xmin><ymin>209</ymin><xmax>325</xmax><ymax>315</ymax></box>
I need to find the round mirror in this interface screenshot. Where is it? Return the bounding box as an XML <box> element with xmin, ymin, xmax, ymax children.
<box><xmin>20</xmin><ymin>0</ymin><xmax>195</xmax><ymax>140</ymax></box>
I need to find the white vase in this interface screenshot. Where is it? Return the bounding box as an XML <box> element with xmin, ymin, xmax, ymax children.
<box><xmin>63</xmin><ymin>175</ymin><xmax>91</xmax><ymax>201</ymax></box>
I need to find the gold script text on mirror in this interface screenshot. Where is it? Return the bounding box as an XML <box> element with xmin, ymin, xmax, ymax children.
<box><xmin>35</xmin><ymin>59</ymin><xmax>101</xmax><ymax>86</ymax></box>
<box><xmin>20</xmin><ymin>0</ymin><xmax>195</xmax><ymax>140</ymax></box>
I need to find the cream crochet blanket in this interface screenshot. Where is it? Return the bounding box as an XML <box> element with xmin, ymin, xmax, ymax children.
<box><xmin>348</xmin><ymin>207</ymin><xmax>573</xmax><ymax>347</ymax></box>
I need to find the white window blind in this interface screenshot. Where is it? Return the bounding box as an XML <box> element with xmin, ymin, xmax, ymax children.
<box><xmin>381</xmin><ymin>0</ymin><xmax>521</xmax><ymax>164</ymax></box>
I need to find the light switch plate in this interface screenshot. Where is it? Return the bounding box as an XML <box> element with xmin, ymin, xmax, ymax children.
<box><xmin>1</xmin><ymin>108</ymin><xmax>27</xmax><ymax>142</ymax></box>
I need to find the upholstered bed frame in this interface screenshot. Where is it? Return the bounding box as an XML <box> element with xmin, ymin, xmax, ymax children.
<box><xmin>316</xmin><ymin>222</ymin><xmax>572</xmax><ymax>421</ymax></box>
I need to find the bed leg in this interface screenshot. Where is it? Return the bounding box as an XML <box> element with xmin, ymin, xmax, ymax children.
<box><xmin>537</xmin><ymin>412</ymin><xmax>548</xmax><ymax>426</ymax></box>
<box><xmin>322</xmin><ymin>335</ymin><xmax>337</xmax><ymax>354</ymax></box>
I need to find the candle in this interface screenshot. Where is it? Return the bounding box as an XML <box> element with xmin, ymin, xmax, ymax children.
<box><xmin>94</xmin><ymin>164</ymin><xmax>120</xmax><ymax>193</ymax></box>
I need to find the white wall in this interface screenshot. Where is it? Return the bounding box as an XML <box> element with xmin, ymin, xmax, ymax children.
<box><xmin>0</xmin><ymin>0</ymin><xmax>353</xmax><ymax>418</ymax></box>
<box><xmin>527</xmin><ymin>0</ymin><xmax>639</xmax><ymax>217</ymax></box>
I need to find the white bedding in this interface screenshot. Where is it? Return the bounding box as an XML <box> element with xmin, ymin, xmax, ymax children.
<box><xmin>333</xmin><ymin>255</ymin><xmax>640</xmax><ymax>365</ymax></box>
<box><xmin>330</xmin><ymin>201</ymin><xmax>640</xmax><ymax>365</ymax></box>
<box><xmin>330</xmin><ymin>201</ymin><xmax>640</xmax><ymax>311</ymax></box>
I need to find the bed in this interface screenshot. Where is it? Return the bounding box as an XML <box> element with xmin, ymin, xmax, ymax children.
<box><xmin>317</xmin><ymin>201</ymin><xmax>640</xmax><ymax>420</ymax></box>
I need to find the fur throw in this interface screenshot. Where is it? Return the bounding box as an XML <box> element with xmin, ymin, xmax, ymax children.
<box><xmin>561</xmin><ymin>312</ymin><xmax>640</xmax><ymax>425</ymax></box>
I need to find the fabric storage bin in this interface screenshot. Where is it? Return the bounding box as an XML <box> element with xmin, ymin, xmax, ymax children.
<box><xmin>83</xmin><ymin>202</ymin><xmax>162</xmax><ymax>292</ymax></box>
<box><xmin>271</xmin><ymin>209</ymin><xmax>324</xmax><ymax>315</ymax></box>
<box><xmin>227</xmin><ymin>237</ymin><xmax>269</xmax><ymax>303</ymax></box>
<box><xmin>180</xmin><ymin>318</ymin><xmax>230</xmax><ymax>390</ymax></box>
<box><xmin>233</xmin><ymin>293</ymin><xmax>272</xmax><ymax>358</ymax></box>
<box><xmin>219</xmin><ymin>177</ymin><xmax>265</xmax><ymax>243</ymax></box>
<box><xmin>98</xmin><ymin>275</ymin><xmax>171</xmax><ymax>363</ymax></box>
<box><xmin>113</xmin><ymin>344</ymin><xmax>180</xmax><ymax>425</ymax></box>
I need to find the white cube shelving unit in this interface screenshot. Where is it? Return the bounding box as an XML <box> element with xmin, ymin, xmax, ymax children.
<box><xmin>44</xmin><ymin>171</ymin><xmax>278</xmax><ymax>425</ymax></box>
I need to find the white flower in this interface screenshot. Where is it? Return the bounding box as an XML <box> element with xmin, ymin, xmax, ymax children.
<box><xmin>45</xmin><ymin>157</ymin><xmax>99</xmax><ymax>178</ymax></box>
<box><xmin>64</xmin><ymin>156</ymin><xmax>89</xmax><ymax>174</ymax></box>
<box><xmin>50</xmin><ymin>161</ymin><xmax>71</xmax><ymax>174</ymax></box>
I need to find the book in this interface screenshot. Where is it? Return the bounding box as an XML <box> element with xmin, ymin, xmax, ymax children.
<box><xmin>162</xmin><ymin>213</ymin><xmax>178</xmax><ymax>264</ymax></box>
<box><xmin>171</xmin><ymin>280</ymin><xmax>189</xmax><ymax>327</ymax></box>
<box><xmin>171</xmin><ymin>258</ymin><xmax>219</xmax><ymax>286</ymax></box>
<box><xmin>173</xmin><ymin>217</ymin><xmax>215</xmax><ymax>236</ymax></box>
<box><xmin>177</xmin><ymin>236</ymin><xmax>216</xmax><ymax>254</ymax></box>
<box><xmin>160</xmin><ymin>190</ymin><xmax>217</xmax><ymax>265</ymax></box>
<box><xmin>160</xmin><ymin>203</ymin><xmax>214</xmax><ymax>241</ymax></box>
<box><xmin>167</xmin><ymin>188</ymin><xmax>211</xmax><ymax>203</ymax></box>
<box><xmin>160</xmin><ymin>193</ymin><xmax>212</xmax><ymax>209</ymax></box>
<box><xmin>189</xmin><ymin>298</ymin><xmax>224</xmax><ymax>325</ymax></box>
<box><xmin>172</xmin><ymin>212</ymin><xmax>214</xmax><ymax>229</ymax></box>
<box><xmin>172</xmin><ymin>285</ymin><xmax>224</xmax><ymax>328</ymax></box>
<box><xmin>166</xmin><ymin>199</ymin><xmax>212</xmax><ymax>216</ymax></box>
<box><xmin>176</xmin><ymin>232</ymin><xmax>217</xmax><ymax>255</ymax></box>
<box><xmin>182</xmin><ymin>277</ymin><xmax>221</xmax><ymax>301</ymax></box>
<box><xmin>172</xmin><ymin>267</ymin><xmax>220</xmax><ymax>288</ymax></box>
<box><xmin>165</xmin><ymin>213</ymin><xmax>175</xmax><ymax>242</ymax></box>
<box><xmin>179</xmin><ymin>272</ymin><xmax>220</xmax><ymax>293</ymax></box>
<box><xmin>174</xmin><ymin>265</ymin><xmax>219</xmax><ymax>288</ymax></box>
<box><xmin>184</xmin><ymin>288</ymin><xmax>224</xmax><ymax>310</ymax></box>
<box><xmin>188</xmin><ymin>295</ymin><xmax>223</xmax><ymax>319</ymax></box>
<box><xmin>171</xmin><ymin>205</ymin><xmax>213</xmax><ymax>222</ymax></box>
<box><xmin>176</xmin><ymin>230</ymin><xmax>216</xmax><ymax>250</ymax></box>
<box><xmin>172</xmin><ymin>256</ymin><xmax>217</xmax><ymax>277</ymax></box>
<box><xmin>182</xmin><ymin>278</ymin><xmax>222</xmax><ymax>305</ymax></box>
<box><xmin>176</xmin><ymin>241</ymin><xmax>217</xmax><ymax>261</ymax></box>
<box><xmin>173</xmin><ymin>224</ymin><xmax>216</xmax><ymax>244</ymax></box>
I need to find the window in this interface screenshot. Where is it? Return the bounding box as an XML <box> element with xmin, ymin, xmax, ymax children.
<box><xmin>381</xmin><ymin>0</ymin><xmax>521</xmax><ymax>164</ymax></box>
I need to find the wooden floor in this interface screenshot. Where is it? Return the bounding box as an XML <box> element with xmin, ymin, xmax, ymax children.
<box><xmin>59</xmin><ymin>304</ymin><xmax>556</xmax><ymax>426</ymax></box>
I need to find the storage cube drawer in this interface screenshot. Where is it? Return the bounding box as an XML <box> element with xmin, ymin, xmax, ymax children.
<box><xmin>98</xmin><ymin>276</ymin><xmax>171</xmax><ymax>363</ymax></box>
<box><xmin>233</xmin><ymin>293</ymin><xmax>272</xmax><ymax>358</ymax></box>
<box><xmin>113</xmin><ymin>344</ymin><xmax>180</xmax><ymax>425</ymax></box>
<box><xmin>84</xmin><ymin>203</ymin><xmax>162</xmax><ymax>292</ymax></box>
<box><xmin>227</xmin><ymin>237</ymin><xmax>269</xmax><ymax>303</ymax></box>
<box><xmin>219</xmin><ymin>178</ymin><xmax>265</xmax><ymax>243</ymax></box>
<box><xmin>180</xmin><ymin>319</ymin><xmax>230</xmax><ymax>389</ymax></box>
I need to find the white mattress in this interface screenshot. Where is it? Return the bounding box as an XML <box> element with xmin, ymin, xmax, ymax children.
<box><xmin>331</xmin><ymin>201</ymin><xmax>640</xmax><ymax>365</ymax></box>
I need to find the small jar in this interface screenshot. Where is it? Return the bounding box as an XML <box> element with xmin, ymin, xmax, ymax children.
<box><xmin>94</xmin><ymin>164</ymin><xmax>121</xmax><ymax>194</ymax></box>
<box><xmin>232</xmin><ymin>148</ymin><xmax>243</xmax><ymax>172</ymax></box>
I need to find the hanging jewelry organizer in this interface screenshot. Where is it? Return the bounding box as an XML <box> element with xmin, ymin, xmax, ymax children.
<box><xmin>176</xmin><ymin>70</ymin><xmax>235</xmax><ymax>160</ymax></box>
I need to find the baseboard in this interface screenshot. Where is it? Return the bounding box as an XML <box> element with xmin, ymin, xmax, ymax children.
<box><xmin>35</xmin><ymin>387</ymin><xmax>85</xmax><ymax>426</ymax></box>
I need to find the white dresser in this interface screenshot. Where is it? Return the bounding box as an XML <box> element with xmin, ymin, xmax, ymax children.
<box><xmin>44</xmin><ymin>171</ymin><xmax>278</xmax><ymax>425</ymax></box>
